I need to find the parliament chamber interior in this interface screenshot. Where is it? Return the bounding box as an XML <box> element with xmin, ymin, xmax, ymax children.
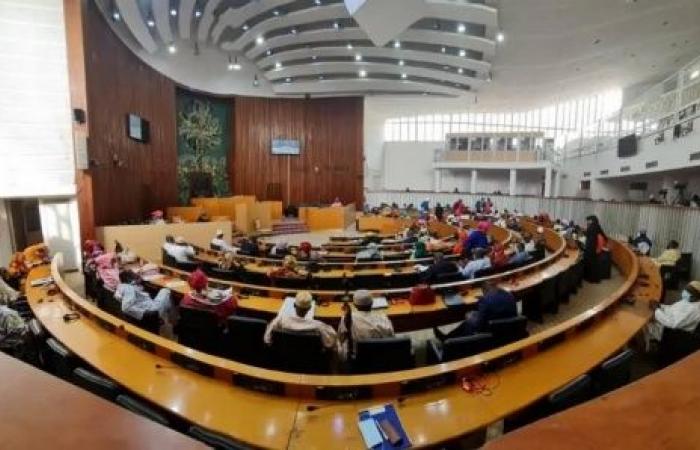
<box><xmin>2</xmin><ymin>0</ymin><xmax>700</xmax><ymax>449</ymax></box>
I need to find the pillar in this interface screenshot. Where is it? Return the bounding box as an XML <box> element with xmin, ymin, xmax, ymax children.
<box><xmin>470</xmin><ymin>169</ymin><xmax>478</xmax><ymax>194</ymax></box>
<box><xmin>544</xmin><ymin>166</ymin><xmax>553</xmax><ymax>198</ymax></box>
<box><xmin>509</xmin><ymin>169</ymin><xmax>517</xmax><ymax>196</ymax></box>
<box><xmin>434</xmin><ymin>169</ymin><xmax>442</xmax><ymax>192</ymax></box>
<box><xmin>554</xmin><ymin>171</ymin><xmax>562</xmax><ymax>198</ymax></box>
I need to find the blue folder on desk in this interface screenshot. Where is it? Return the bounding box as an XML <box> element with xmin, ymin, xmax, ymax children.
<box><xmin>442</xmin><ymin>292</ymin><xmax>464</xmax><ymax>307</ymax></box>
<box><xmin>357</xmin><ymin>404</ymin><xmax>411</xmax><ymax>449</ymax></box>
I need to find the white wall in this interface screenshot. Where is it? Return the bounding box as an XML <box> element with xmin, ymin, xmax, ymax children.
<box><xmin>383</xmin><ymin>142</ymin><xmax>437</xmax><ymax>190</ymax></box>
<box><xmin>0</xmin><ymin>0</ymin><xmax>75</xmax><ymax>198</ymax></box>
<box><xmin>38</xmin><ymin>198</ymin><xmax>81</xmax><ymax>270</ymax></box>
<box><xmin>0</xmin><ymin>202</ymin><xmax>13</xmax><ymax>265</ymax></box>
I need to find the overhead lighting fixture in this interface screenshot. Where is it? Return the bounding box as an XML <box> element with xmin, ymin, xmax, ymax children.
<box><xmin>315</xmin><ymin>0</ymin><xmax>322</xmax><ymax>4</ymax></box>
<box><xmin>228</xmin><ymin>56</ymin><xmax>241</xmax><ymax>71</ymax></box>
<box><xmin>242</xmin><ymin>24</ymin><xmax>249</xmax><ymax>31</ymax></box>
<box><xmin>266</xmin><ymin>49</ymin><xmax>272</xmax><ymax>56</ymax></box>
<box><xmin>291</xmin><ymin>28</ymin><xmax>297</xmax><ymax>35</ymax></box>
<box><xmin>311</xmin><ymin>55</ymin><xmax>317</xmax><ymax>60</ymax></box>
<box><xmin>319</xmin><ymin>75</ymin><xmax>324</xmax><ymax>80</ymax></box>
<box><xmin>457</xmin><ymin>23</ymin><xmax>466</xmax><ymax>33</ymax></box>
<box><xmin>691</xmin><ymin>70</ymin><xmax>700</xmax><ymax>80</ymax></box>
<box><xmin>346</xmin><ymin>43</ymin><xmax>353</xmax><ymax>50</ymax></box>
<box><xmin>253</xmin><ymin>75</ymin><xmax>259</xmax><ymax>87</ymax></box>
<box><xmin>256</xmin><ymin>35</ymin><xmax>264</xmax><ymax>45</ymax></box>
<box><xmin>401</xmin><ymin>73</ymin><xmax>407</xmax><ymax>79</ymax></box>
<box><xmin>358</xmin><ymin>70</ymin><xmax>367</xmax><ymax>78</ymax></box>
<box><xmin>394</xmin><ymin>40</ymin><xmax>401</xmax><ymax>48</ymax></box>
<box><xmin>441</xmin><ymin>47</ymin><xmax>446</xmax><ymax>53</ymax></box>
<box><xmin>355</xmin><ymin>54</ymin><xmax>362</xmax><ymax>61</ymax></box>
<box><xmin>459</xmin><ymin>49</ymin><xmax>466</xmax><ymax>57</ymax></box>
<box><xmin>112</xmin><ymin>10</ymin><xmax>121</xmax><ymax>21</ymax></box>
<box><xmin>275</xmin><ymin>61</ymin><xmax>282</xmax><ymax>69</ymax></box>
<box><xmin>147</xmin><ymin>18</ymin><xmax>155</xmax><ymax>27</ymax></box>
<box><xmin>398</xmin><ymin>60</ymin><xmax>405</xmax><ymax>66</ymax></box>
<box><xmin>333</xmin><ymin>21</ymin><xmax>340</xmax><ymax>29</ymax></box>
<box><xmin>170</xmin><ymin>8</ymin><xmax>177</xmax><ymax>16</ymax></box>
<box><xmin>194</xmin><ymin>10</ymin><xmax>202</xmax><ymax>18</ymax></box>
<box><xmin>167</xmin><ymin>43</ymin><xmax>177</xmax><ymax>54</ymax></box>
<box><xmin>457</xmin><ymin>68</ymin><xmax>464</xmax><ymax>74</ymax></box>
<box><xmin>273</xmin><ymin>10</ymin><xmax>280</xmax><ymax>16</ymax></box>
<box><xmin>496</xmin><ymin>31</ymin><xmax>505</xmax><ymax>43</ymax></box>
<box><xmin>285</xmin><ymin>77</ymin><xmax>292</xmax><ymax>83</ymax></box>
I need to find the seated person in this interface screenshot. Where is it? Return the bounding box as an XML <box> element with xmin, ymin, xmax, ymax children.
<box><xmin>95</xmin><ymin>253</ymin><xmax>120</xmax><ymax>292</ymax></box>
<box><xmin>489</xmin><ymin>242</ymin><xmax>508</xmax><ymax>269</ymax></box>
<box><xmin>411</xmin><ymin>240</ymin><xmax>429</xmax><ymax>259</ymax></box>
<box><xmin>269</xmin><ymin>241</ymin><xmax>289</xmax><ymax>258</ymax></box>
<box><xmin>338</xmin><ymin>290</ymin><xmax>395</xmax><ymax>361</ymax></box>
<box><xmin>149</xmin><ymin>210</ymin><xmax>165</xmax><ymax>225</ymax></box>
<box><xmin>331</xmin><ymin>197</ymin><xmax>343</xmax><ymax>207</ymax></box>
<box><xmin>426</xmin><ymin>233</ymin><xmax>452</xmax><ymax>253</ymax></box>
<box><xmin>434</xmin><ymin>281</ymin><xmax>517</xmax><ymax>341</ymax></box>
<box><xmin>180</xmin><ymin>268</ymin><xmax>237</xmax><ymax>323</ymax></box>
<box><xmin>522</xmin><ymin>233</ymin><xmax>536</xmax><ymax>253</ymax></box>
<box><xmin>459</xmin><ymin>248</ymin><xmax>492</xmax><ymax>279</ymax></box>
<box><xmin>421</xmin><ymin>253</ymin><xmax>459</xmax><ymax>283</ymax></box>
<box><xmin>361</xmin><ymin>232</ymin><xmax>383</xmax><ymax>246</ymax></box>
<box><xmin>356</xmin><ymin>243</ymin><xmax>381</xmax><ymax>262</ymax></box>
<box><xmin>238</xmin><ymin>237</ymin><xmax>259</xmax><ymax>256</ymax></box>
<box><xmin>0</xmin><ymin>304</ymin><xmax>28</xmax><ymax>351</ymax></box>
<box><xmin>211</xmin><ymin>230</ymin><xmax>238</xmax><ymax>253</ymax></box>
<box><xmin>0</xmin><ymin>272</ymin><xmax>20</xmax><ymax>306</ymax></box>
<box><xmin>644</xmin><ymin>281</ymin><xmax>700</xmax><ymax>350</ymax></box>
<box><xmin>508</xmin><ymin>243</ymin><xmax>532</xmax><ymax>266</ymax></box>
<box><xmin>630</xmin><ymin>230</ymin><xmax>652</xmax><ymax>255</ymax></box>
<box><xmin>162</xmin><ymin>235</ymin><xmax>176</xmax><ymax>256</ymax></box>
<box><xmin>169</xmin><ymin>237</ymin><xmax>196</xmax><ymax>264</ymax></box>
<box><xmin>115</xmin><ymin>271</ymin><xmax>173</xmax><ymax>325</ymax></box>
<box><xmin>464</xmin><ymin>221</ymin><xmax>490</xmax><ymax>257</ymax></box>
<box><xmin>263</xmin><ymin>291</ymin><xmax>337</xmax><ymax>350</ymax></box>
<box><xmin>296</xmin><ymin>241</ymin><xmax>321</xmax><ymax>261</ymax></box>
<box><xmin>218</xmin><ymin>252</ymin><xmax>244</xmax><ymax>271</ymax></box>
<box><xmin>268</xmin><ymin>255</ymin><xmax>306</xmax><ymax>279</ymax></box>
<box><xmin>654</xmin><ymin>240</ymin><xmax>681</xmax><ymax>267</ymax></box>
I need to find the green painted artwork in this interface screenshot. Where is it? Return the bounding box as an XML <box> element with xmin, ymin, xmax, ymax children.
<box><xmin>176</xmin><ymin>89</ymin><xmax>231</xmax><ymax>204</ymax></box>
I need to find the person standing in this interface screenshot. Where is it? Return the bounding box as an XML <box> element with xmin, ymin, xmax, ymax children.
<box><xmin>583</xmin><ymin>215</ymin><xmax>607</xmax><ymax>283</ymax></box>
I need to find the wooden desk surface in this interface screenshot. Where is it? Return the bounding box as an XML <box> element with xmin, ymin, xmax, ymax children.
<box><xmin>0</xmin><ymin>352</ymin><xmax>206</xmax><ymax>450</ymax></box>
<box><xmin>484</xmin><ymin>350</ymin><xmax>700</xmax><ymax>450</ymax></box>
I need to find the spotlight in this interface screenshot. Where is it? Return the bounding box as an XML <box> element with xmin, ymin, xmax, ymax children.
<box><xmin>256</xmin><ymin>36</ymin><xmax>264</xmax><ymax>45</ymax></box>
<box><xmin>147</xmin><ymin>19</ymin><xmax>155</xmax><ymax>27</ymax></box>
<box><xmin>167</xmin><ymin>43</ymin><xmax>177</xmax><ymax>54</ymax></box>
<box><xmin>459</xmin><ymin>49</ymin><xmax>466</xmax><ymax>57</ymax></box>
<box><xmin>112</xmin><ymin>10</ymin><xmax>121</xmax><ymax>21</ymax></box>
<box><xmin>355</xmin><ymin>54</ymin><xmax>362</xmax><ymax>61</ymax></box>
<box><xmin>398</xmin><ymin>60</ymin><xmax>405</xmax><ymax>66</ymax></box>
<box><xmin>170</xmin><ymin>8</ymin><xmax>177</xmax><ymax>16</ymax></box>
<box><xmin>394</xmin><ymin>40</ymin><xmax>401</xmax><ymax>48</ymax></box>
<box><xmin>253</xmin><ymin>75</ymin><xmax>259</xmax><ymax>87</ymax></box>
<box><xmin>401</xmin><ymin>73</ymin><xmax>407</xmax><ymax>79</ymax></box>
<box><xmin>457</xmin><ymin>23</ymin><xmax>466</xmax><ymax>33</ymax></box>
<box><xmin>242</xmin><ymin>24</ymin><xmax>249</xmax><ymax>31</ymax></box>
<box><xmin>359</xmin><ymin>69</ymin><xmax>367</xmax><ymax>77</ymax></box>
<box><xmin>275</xmin><ymin>61</ymin><xmax>282</xmax><ymax>69</ymax></box>
<box><xmin>194</xmin><ymin>10</ymin><xmax>202</xmax><ymax>18</ymax></box>
<box><xmin>346</xmin><ymin>43</ymin><xmax>353</xmax><ymax>50</ymax></box>
<box><xmin>496</xmin><ymin>31</ymin><xmax>505</xmax><ymax>42</ymax></box>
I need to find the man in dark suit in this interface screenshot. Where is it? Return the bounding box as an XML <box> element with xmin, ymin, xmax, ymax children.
<box><xmin>420</xmin><ymin>253</ymin><xmax>458</xmax><ymax>284</ymax></box>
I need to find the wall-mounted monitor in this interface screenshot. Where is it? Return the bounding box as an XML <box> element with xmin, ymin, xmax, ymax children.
<box><xmin>126</xmin><ymin>114</ymin><xmax>149</xmax><ymax>143</ymax></box>
<box><xmin>617</xmin><ymin>134</ymin><xmax>637</xmax><ymax>157</ymax></box>
<box><xmin>272</xmin><ymin>139</ymin><xmax>300</xmax><ymax>155</ymax></box>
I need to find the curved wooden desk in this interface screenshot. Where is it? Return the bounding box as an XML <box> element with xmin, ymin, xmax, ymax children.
<box><xmin>26</xmin><ymin>236</ymin><xmax>659</xmax><ymax>448</ymax></box>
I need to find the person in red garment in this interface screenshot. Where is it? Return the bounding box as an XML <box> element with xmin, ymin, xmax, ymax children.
<box><xmin>180</xmin><ymin>268</ymin><xmax>237</xmax><ymax>323</ymax></box>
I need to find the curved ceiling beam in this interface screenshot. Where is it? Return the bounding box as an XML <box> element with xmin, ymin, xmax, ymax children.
<box><xmin>398</xmin><ymin>29</ymin><xmax>496</xmax><ymax>58</ymax></box>
<box><xmin>197</xmin><ymin>0</ymin><xmax>222</xmax><ymax>43</ymax></box>
<box><xmin>255</xmin><ymin>46</ymin><xmax>491</xmax><ymax>75</ymax></box>
<box><xmin>178</xmin><ymin>0</ymin><xmax>196</xmax><ymax>40</ymax></box>
<box><xmin>425</xmin><ymin>0</ymin><xmax>498</xmax><ymax>29</ymax></box>
<box><xmin>271</xmin><ymin>78</ymin><xmax>466</xmax><ymax>96</ymax></box>
<box><xmin>115</xmin><ymin>0</ymin><xmax>158</xmax><ymax>53</ymax></box>
<box><xmin>152</xmin><ymin>0</ymin><xmax>173</xmax><ymax>44</ymax></box>
<box><xmin>210</xmin><ymin>0</ymin><xmax>299</xmax><ymax>44</ymax></box>
<box><xmin>241</xmin><ymin>28</ymin><xmax>368</xmax><ymax>57</ymax></box>
<box><xmin>265</xmin><ymin>61</ymin><xmax>483</xmax><ymax>87</ymax></box>
<box><xmin>224</xmin><ymin>4</ymin><xmax>351</xmax><ymax>51</ymax></box>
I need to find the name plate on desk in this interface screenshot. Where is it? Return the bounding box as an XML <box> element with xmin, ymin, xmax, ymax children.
<box><xmin>171</xmin><ymin>353</ymin><xmax>214</xmax><ymax>377</ymax></box>
<box><xmin>315</xmin><ymin>385</ymin><xmax>372</xmax><ymax>401</ymax></box>
<box><xmin>400</xmin><ymin>372</ymin><xmax>455</xmax><ymax>395</ymax></box>
<box><xmin>127</xmin><ymin>333</ymin><xmax>156</xmax><ymax>353</ymax></box>
<box><xmin>233</xmin><ymin>374</ymin><xmax>285</xmax><ymax>396</ymax></box>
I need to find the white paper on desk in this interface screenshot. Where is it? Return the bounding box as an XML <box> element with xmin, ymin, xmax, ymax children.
<box><xmin>141</xmin><ymin>274</ymin><xmax>165</xmax><ymax>282</ymax></box>
<box><xmin>372</xmin><ymin>296</ymin><xmax>389</xmax><ymax>309</ymax></box>
<box><xmin>165</xmin><ymin>280</ymin><xmax>187</xmax><ymax>289</ymax></box>
<box><xmin>30</xmin><ymin>277</ymin><xmax>53</xmax><ymax>287</ymax></box>
<box><xmin>358</xmin><ymin>418</ymin><xmax>382</xmax><ymax>449</ymax></box>
<box><xmin>414</xmin><ymin>265</ymin><xmax>429</xmax><ymax>272</ymax></box>
<box><xmin>279</xmin><ymin>296</ymin><xmax>315</xmax><ymax>319</ymax></box>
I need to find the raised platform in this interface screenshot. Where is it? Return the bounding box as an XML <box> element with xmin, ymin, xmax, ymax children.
<box><xmin>271</xmin><ymin>218</ymin><xmax>309</xmax><ymax>235</ymax></box>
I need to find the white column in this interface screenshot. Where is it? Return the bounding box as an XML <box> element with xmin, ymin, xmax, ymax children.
<box><xmin>544</xmin><ymin>166</ymin><xmax>553</xmax><ymax>198</ymax></box>
<box><xmin>434</xmin><ymin>169</ymin><xmax>442</xmax><ymax>192</ymax></box>
<box><xmin>554</xmin><ymin>171</ymin><xmax>562</xmax><ymax>198</ymax></box>
<box><xmin>470</xmin><ymin>169</ymin><xmax>478</xmax><ymax>194</ymax></box>
<box><xmin>509</xmin><ymin>169</ymin><xmax>517</xmax><ymax>196</ymax></box>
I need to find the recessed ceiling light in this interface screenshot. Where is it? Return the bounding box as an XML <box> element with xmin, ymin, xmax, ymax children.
<box><xmin>229</xmin><ymin>56</ymin><xmax>241</xmax><ymax>71</ymax></box>
<box><xmin>333</xmin><ymin>21</ymin><xmax>340</xmax><ymax>29</ymax></box>
<box><xmin>691</xmin><ymin>70</ymin><xmax>700</xmax><ymax>80</ymax></box>
<box><xmin>457</xmin><ymin>23</ymin><xmax>466</xmax><ymax>33</ymax></box>
<box><xmin>398</xmin><ymin>60</ymin><xmax>405</xmax><ymax>66</ymax></box>
<box><xmin>256</xmin><ymin>36</ymin><xmax>264</xmax><ymax>45</ymax></box>
<box><xmin>253</xmin><ymin>75</ymin><xmax>259</xmax><ymax>87</ymax></box>
<box><xmin>242</xmin><ymin>24</ymin><xmax>249</xmax><ymax>31</ymax></box>
<box><xmin>273</xmin><ymin>10</ymin><xmax>280</xmax><ymax>16</ymax></box>
<box><xmin>167</xmin><ymin>43</ymin><xmax>177</xmax><ymax>54</ymax></box>
<box><xmin>194</xmin><ymin>10</ymin><xmax>202</xmax><ymax>18</ymax></box>
<box><xmin>459</xmin><ymin>49</ymin><xmax>466</xmax><ymax>57</ymax></box>
<box><xmin>319</xmin><ymin>75</ymin><xmax>324</xmax><ymax>80</ymax></box>
<box><xmin>355</xmin><ymin>54</ymin><xmax>362</xmax><ymax>61</ymax></box>
<box><xmin>401</xmin><ymin>73</ymin><xmax>407</xmax><ymax>79</ymax></box>
<box><xmin>496</xmin><ymin>31</ymin><xmax>505</xmax><ymax>43</ymax></box>
<box><xmin>275</xmin><ymin>61</ymin><xmax>282</xmax><ymax>69</ymax></box>
<box><xmin>315</xmin><ymin>0</ymin><xmax>322</xmax><ymax>5</ymax></box>
<box><xmin>346</xmin><ymin>43</ymin><xmax>353</xmax><ymax>50</ymax></box>
<box><xmin>170</xmin><ymin>8</ymin><xmax>177</xmax><ymax>16</ymax></box>
<box><xmin>441</xmin><ymin>47</ymin><xmax>446</xmax><ymax>53</ymax></box>
<box><xmin>147</xmin><ymin>19</ymin><xmax>155</xmax><ymax>27</ymax></box>
<box><xmin>394</xmin><ymin>40</ymin><xmax>401</xmax><ymax>48</ymax></box>
<box><xmin>457</xmin><ymin>68</ymin><xmax>463</xmax><ymax>74</ymax></box>
<box><xmin>112</xmin><ymin>10</ymin><xmax>121</xmax><ymax>21</ymax></box>
<box><xmin>266</xmin><ymin>49</ymin><xmax>272</xmax><ymax>56</ymax></box>
<box><xmin>285</xmin><ymin>77</ymin><xmax>291</xmax><ymax>82</ymax></box>
<box><xmin>311</xmin><ymin>55</ymin><xmax>317</xmax><ymax>60</ymax></box>
<box><xmin>359</xmin><ymin>70</ymin><xmax>367</xmax><ymax>77</ymax></box>
<box><xmin>291</xmin><ymin>28</ymin><xmax>297</xmax><ymax>35</ymax></box>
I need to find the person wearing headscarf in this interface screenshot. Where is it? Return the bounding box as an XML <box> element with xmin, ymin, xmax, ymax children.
<box><xmin>434</xmin><ymin>203</ymin><xmax>445</xmax><ymax>222</ymax></box>
<box><xmin>149</xmin><ymin>210</ymin><xmax>165</xmax><ymax>225</ymax></box>
<box><xmin>356</xmin><ymin>242</ymin><xmax>381</xmax><ymax>262</ymax></box>
<box><xmin>583</xmin><ymin>215</ymin><xmax>608</xmax><ymax>282</ymax></box>
<box><xmin>269</xmin><ymin>255</ymin><xmax>305</xmax><ymax>279</ymax></box>
<box><xmin>180</xmin><ymin>268</ymin><xmax>237</xmax><ymax>323</ymax></box>
<box><xmin>331</xmin><ymin>197</ymin><xmax>343</xmax><ymax>207</ymax></box>
<box><xmin>263</xmin><ymin>291</ymin><xmax>337</xmax><ymax>349</ymax></box>
<box><xmin>269</xmin><ymin>241</ymin><xmax>289</xmax><ymax>258</ymax></box>
<box><xmin>412</xmin><ymin>240</ymin><xmax>428</xmax><ymax>259</ymax></box>
<box><xmin>489</xmin><ymin>242</ymin><xmax>508</xmax><ymax>269</ymax></box>
<box><xmin>630</xmin><ymin>230</ymin><xmax>653</xmax><ymax>256</ymax></box>
<box><xmin>644</xmin><ymin>281</ymin><xmax>700</xmax><ymax>350</ymax></box>
<box><xmin>115</xmin><ymin>271</ymin><xmax>172</xmax><ymax>327</ymax></box>
<box><xmin>464</xmin><ymin>221</ymin><xmax>490</xmax><ymax>258</ymax></box>
<box><xmin>420</xmin><ymin>198</ymin><xmax>430</xmax><ymax>213</ymax></box>
<box><xmin>337</xmin><ymin>290</ymin><xmax>394</xmax><ymax>361</ymax></box>
<box><xmin>95</xmin><ymin>253</ymin><xmax>120</xmax><ymax>292</ymax></box>
<box><xmin>211</xmin><ymin>229</ymin><xmax>237</xmax><ymax>253</ymax></box>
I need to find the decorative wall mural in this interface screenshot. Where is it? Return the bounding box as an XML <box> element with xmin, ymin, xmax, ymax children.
<box><xmin>176</xmin><ymin>89</ymin><xmax>231</xmax><ymax>204</ymax></box>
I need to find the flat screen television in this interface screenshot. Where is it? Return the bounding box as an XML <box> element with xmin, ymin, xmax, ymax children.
<box><xmin>126</xmin><ymin>114</ymin><xmax>149</xmax><ymax>143</ymax></box>
<box><xmin>618</xmin><ymin>134</ymin><xmax>637</xmax><ymax>157</ymax></box>
<box><xmin>271</xmin><ymin>139</ymin><xmax>300</xmax><ymax>155</ymax></box>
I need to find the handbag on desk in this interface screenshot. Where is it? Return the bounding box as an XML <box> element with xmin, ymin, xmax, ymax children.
<box><xmin>409</xmin><ymin>284</ymin><xmax>436</xmax><ymax>305</ymax></box>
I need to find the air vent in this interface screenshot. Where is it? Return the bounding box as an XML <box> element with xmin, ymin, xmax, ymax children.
<box><xmin>690</xmin><ymin>152</ymin><xmax>700</xmax><ymax>161</ymax></box>
<box><xmin>600</xmin><ymin>169</ymin><xmax>609</xmax><ymax>175</ymax></box>
<box><xmin>646</xmin><ymin>160</ymin><xmax>658</xmax><ymax>169</ymax></box>
<box><xmin>620</xmin><ymin>166</ymin><xmax>631</xmax><ymax>172</ymax></box>
<box><xmin>583</xmin><ymin>172</ymin><xmax>591</xmax><ymax>178</ymax></box>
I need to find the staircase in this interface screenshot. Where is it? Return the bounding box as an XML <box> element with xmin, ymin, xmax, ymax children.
<box><xmin>271</xmin><ymin>219</ymin><xmax>309</xmax><ymax>235</ymax></box>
